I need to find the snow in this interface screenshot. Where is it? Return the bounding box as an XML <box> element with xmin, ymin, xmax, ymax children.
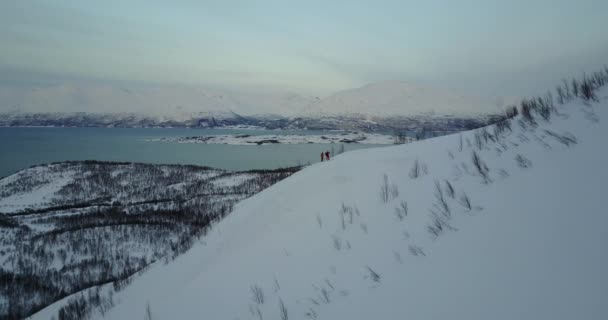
<box><xmin>150</xmin><ymin>132</ymin><xmax>402</xmax><ymax>145</ymax></box>
<box><xmin>0</xmin><ymin>166</ymin><xmax>76</xmax><ymax>212</ymax></box>
<box><xmin>210</xmin><ymin>173</ymin><xmax>256</xmax><ymax>188</ymax></box>
<box><xmin>29</xmin><ymin>91</ymin><xmax>608</xmax><ymax>320</ymax></box>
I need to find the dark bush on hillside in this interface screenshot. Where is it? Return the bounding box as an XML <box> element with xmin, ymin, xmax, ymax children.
<box><xmin>515</xmin><ymin>154</ymin><xmax>532</xmax><ymax>169</ymax></box>
<box><xmin>505</xmin><ymin>105</ymin><xmax>518</xmax><ymax>119</ymax></box>
<box><xmin>472</xmin><ymin>151</ymin><xmax>491</xmax><ymax>183</ymax></box>
<box><xmin>520</xmin><ymin>99</ymin><xmax>536</xmax><ymax>125</ymax></box>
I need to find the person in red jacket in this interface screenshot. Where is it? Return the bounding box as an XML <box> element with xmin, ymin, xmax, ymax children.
<box><xmin>325</xmin><ymin>150</ymin><xmax>330</xmax><ymax>161</ymax></box>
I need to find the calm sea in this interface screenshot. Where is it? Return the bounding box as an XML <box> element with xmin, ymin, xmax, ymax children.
<box><xmin>0</xmin><ymin>127</ymin><xmax>384</xmax><ymax>178</ymax></box>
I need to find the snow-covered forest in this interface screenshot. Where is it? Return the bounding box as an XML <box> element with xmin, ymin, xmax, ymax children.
<box><xmin>0</xmin><ymin>162</ymin><xmax>299</xmax><ymax>319</ymax></box>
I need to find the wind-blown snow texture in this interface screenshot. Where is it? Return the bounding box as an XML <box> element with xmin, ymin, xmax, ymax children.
<box><xmin>31</xmin><ymin>90</ymin><xmax>608</xmax><ymax>320</ymax></box>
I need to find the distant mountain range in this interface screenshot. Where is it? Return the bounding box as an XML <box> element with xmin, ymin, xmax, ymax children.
<box><xmin>0</xmin><ymin>111</ymin><xmax>502</xmax><ymax>134</ymax></box>
<box><xmin>0</xmin><ymin>81</ymin><xmax>511</xmax><ymax>132</ymax></box>
<box><xmin>301</xmin><ymin>81</ymin><xmax>509</xmax><ymax>116</ymax></box>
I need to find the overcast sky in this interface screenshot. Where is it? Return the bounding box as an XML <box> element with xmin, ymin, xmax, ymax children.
<box><xmin>1</xmin><ymin>0</ymin><xmax>607</xmax><ymax>98</ymax></box>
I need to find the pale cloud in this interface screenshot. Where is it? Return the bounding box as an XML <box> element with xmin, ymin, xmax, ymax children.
<box><xmin>0</xmin><ymin>0</ymin><xmax>607</xmax><ymax>106</ymax></box>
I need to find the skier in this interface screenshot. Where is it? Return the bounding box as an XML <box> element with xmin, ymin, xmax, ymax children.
<box><xmin>325</xmin><ymin>151</ymin><xmax>330</xmax><ymax>161</ymax></box>
<box><xmin>321</xmin><ymin>152</ymin><xmax>325</xmax><ymax>162</ymax></box>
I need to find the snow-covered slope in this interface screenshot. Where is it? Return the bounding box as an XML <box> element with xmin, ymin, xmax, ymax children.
<box><xmin>31</xmin><ymin>90</ymin><xmax>608</xmax><ymax>320</ymax></box>
<box><xmin>302</xmin><ymin>81</ymin><xmax>514</xmax><ymax>116</ymax></box>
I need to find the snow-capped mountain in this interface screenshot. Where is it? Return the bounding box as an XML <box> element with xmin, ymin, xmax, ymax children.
<box><xmin>0</xmin><ymin>83</ymin><xmax>317</xmax><ymax>117</ymax></box>
<box><xmin>302</xmin><ymin>80</ymin><xmax>513</xmax><ymax>116</ymax></box>
<box><xmin>0</xmin><ymin>81</ymin><xmax>510</xmax><ymax>132</ymax></box>
<box><xmin>0</xmin><ymin>81</ymin><xmax>511</xmax><ymax>124</ymax></box>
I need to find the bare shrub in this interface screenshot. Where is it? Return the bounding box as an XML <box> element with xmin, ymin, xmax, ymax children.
<box><xmin>459</xmin><ymin>193</ymin><xmax>472</xmax><ymax>211</ymax></box>
<box><xmin>471</xmin><ymin>151</ymin><xmax>491</xmax><ymax>183</ymax></box>
<box><xmin>339</xmin><ymin>203</ymin><xmax>355</xmax><ymax>229</ymax></box>
<box><xmin>505</xmin><ymin>105</ymin><xmax>518</xmax><ymax>118</ymax></box>
<box><xmin>581</xmin><ymin>74</ymin><xmax>598</xmax><ymax>102</ymax></box>
<box><xmin>331</xmin><ymin>235</ymin><xmax>342</xmax><ymax>251</ymax></box>
<box><xmin>433</xmin><ymin>180</ymin><xmax>451</xmax><ymax>218</ymax></box>
<box><xmin>379</xmin><ymin>174</ymin><xmax>390</xmax><ymax>202</ymax></box>
<box><xmin>520</xmin><ymin>99</ymin><xmax>537</xmax><ymax>125</ymax></box>
<box><xmin>494</xmin><ymin>118</ymin><xmax>512</xmax><ymax>136</ymax></box>
<box><xmin>562</xmin><ymin>79</ymin><xmax>572</xmax><ymax>100</ymax></box>
<box><xmin>305</xmin><ymin>307</ymin><xmax>318</xmax><ymax>320</ymax></box>
<box><xmin>538</xmin><ymin>92</ymin><xmax>555</xmax><ymax>121</ymax></box>
<box><xmin>255</xmin><ymin>307</ymin><xmax>263</xmax><ymax>320</ymax></box>
<box><xmin>144</xmin><ymin>302</ymin><xmax>153</xmax><ymax>320</ymax></box>
<box><xmin>544</xmin><ymin>130</ymin><xmax>577</xmax><ymax>146</ymax></box>
<box><xmin>556</xmin><ymin>86</ymin><xmax>565</xmax><ymax>104</ymax></box>
<box><xmin>393</xmin><ymin>200</ymin><xmax>408</xmax><ymax>221</ymax></box>
<box><xmin>572</xmin><ymin>78</ymin><xmax>579</xmax><ymax>97</ymax></box>
<box><xmin>390</xmin><ymin>184</ymin><xmax>399</xmax><ymax>199</ymax></box>
<box><xmin>427</xmin><ymin>215</ymin><xmax>443</xmax><ymax>237</ymax></box>
<box><xmin>279</xmin><ymin>298</ymin><xmax>288</xmax><ymax>320</ymax></box>
<box><xmin>365</xmin><ymin>266</ymin><xmax>381</xmax><ymax>283</ymax></box>
<box><xmin>444</xmin><ymin>180</ymin><xmax>455</xmax><ymax>199</ymax></box>
<box><xmin>408</xmin><ymin>245</ymin><xmax>426</xmax><ymax>256</ymax></box>
<box><xmin>459</xmin><ymin>134</ymin><xmax>463</xmax><ymax>152</ymax></box>
<box><xmin>474</xmin><ymin>131</ymin><xmax>484</xmax><ymax>150</ymax></box>
<box><xmin>325</xmin><ymin>279</ymin><xmax>335</xmax><ymax>291</ymax></box>
<box><xmin>251</xmin><ymin>285</ymin><xmax>264</xmax><ymax>305</ymax></box>
<box><xmin>515</xmin><ymin>154</ymin><xmax>532</xmax><ymax>168</ymax></box>
<box><xmin>379</xmin><ymin>174</ymin><xmax>398</xmax><ymax>202</ymax></box>
<box><xmin>483</xmin><ymin>128</ymin><xmax>496</xmax><ymax>143</ymax></box>
<box><xmin>410</xmin><ymin>159</ymin><xmax>428</xmax><ymax>178</ymax></box>
<box><xmin>320</xmin><ymin>288</ymin><xmax>330</xmax><ymax>304</ymax></box>
<box><xmin>427</xmin><ymin>211</ymin><xmax>457</xmax><ymax>238</ymax></box>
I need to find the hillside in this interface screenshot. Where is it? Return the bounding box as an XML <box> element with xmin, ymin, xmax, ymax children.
<box><xmin>27</xmin><ymin>83</ymin><xmax>608</xmax><ymax>319</ymax></box>
<box><xmin>0</xmin><ymin>162</ymin><xmax>299</xmax><ymax>319</ymax></box>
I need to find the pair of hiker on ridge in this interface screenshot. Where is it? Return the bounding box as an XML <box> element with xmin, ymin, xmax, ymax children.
<box><xmin>320</xmin><ymin>151</ymin><xmax>331</xmax><ymax>162</ymax></box>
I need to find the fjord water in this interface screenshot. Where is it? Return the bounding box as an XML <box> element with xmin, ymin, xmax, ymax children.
<box><xmin>0</xmin><ymin>127</ymin><xmax>382</xmax><ymax>178</ymax></box>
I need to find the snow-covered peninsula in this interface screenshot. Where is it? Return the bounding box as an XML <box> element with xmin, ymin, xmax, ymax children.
<box><xmin>149</xmin><ymin>132</ymin><xmax>405</xmax><ymax>145</ymax></box>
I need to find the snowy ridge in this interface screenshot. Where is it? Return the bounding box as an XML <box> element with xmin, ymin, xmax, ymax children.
<box><xmin>31</xmin><ymin>89</ymin><xmax>608</xmax><ymax>319</ymax></box>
